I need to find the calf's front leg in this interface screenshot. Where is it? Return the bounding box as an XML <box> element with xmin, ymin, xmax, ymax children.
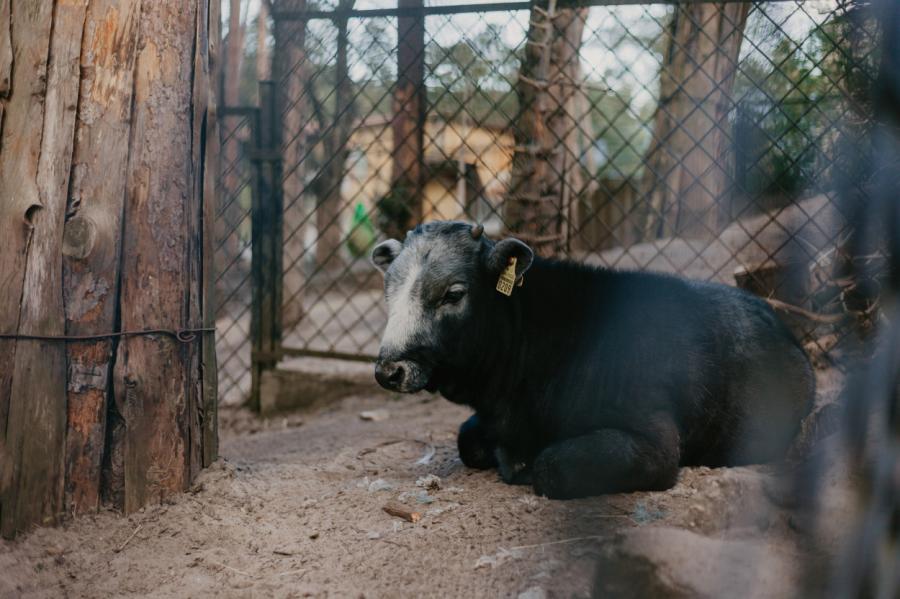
<box><xmin>532</xmin><ymin>421</ymin><xmax>680</xmax><ymax>499</ymax></box>
<box><xmin>457</xmin><ymin>413</ymin><xmax>498</xmax><ymax>470</ymax></box>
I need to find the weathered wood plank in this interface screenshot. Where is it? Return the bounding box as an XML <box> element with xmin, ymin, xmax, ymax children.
<box><xmin>188</xmin><ymin>0</ymin><xmax>211</xmax><ymax>479</ymax></box>
<box><xmin>0</xmin><ymin>0</ymin><xmax>11</xmax><ymax>96</ymax></box>
<box><xmin>114</xmin><ymin>0</ymin><xmax>201</xmax><ymax>513</ymax></box>
<box><xmin>0</xmin><ymin>0</ymin><xmax>9</xmax><ymax>139</ymax></box>
<box><xmin>2</xmin><ymin>0</ymin><xmax>88</xmax><ymax>537</ymax></box>
<box><xmin>0</xmin><ymin>0</ymin><xmax>54</xmax><ymax>540</ymax></box>
<box><xmin>0</xmin><ymin>0</ymin><xmax>53</xmax><ymax>441</ymax></box>
<box><xmin>63</xmin><ymin>0</ymin><xmax>142</xmax><ymax>515</ymax></box>
<box><xmin>202</xmin><ymin>0</ymin><xmax>221</xmax><ymax>468</ymax></box>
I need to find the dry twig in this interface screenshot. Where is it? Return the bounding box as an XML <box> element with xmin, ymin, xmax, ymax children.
<box><xmin>765</xmin><ymin>297</ymin><xmax>845</xmax><ymax>324</ymax></box>
<box><xmin>383</xmin><ymin>501</ymin><xmax>421</xmax><ymax>523</ymax></box>
<box><xmin>114</xmin><ymin>524</ymin><xmax>142</xmax><ymax>553</ymax></box>
<box><xmin>207</xmin><ymin>560</ymin><xmax>254</xmax><ymax>578</ymax></box>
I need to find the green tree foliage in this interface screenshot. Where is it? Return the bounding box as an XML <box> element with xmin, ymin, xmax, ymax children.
<box><xmin>425</xmin><ymin>23</ymin><xmax>520</xmax><ymax>127</ymax></box>
<box><xmin>729</xmin><ymin>4</ymin><xmax>877</xmax><ymax>211</ymax></box>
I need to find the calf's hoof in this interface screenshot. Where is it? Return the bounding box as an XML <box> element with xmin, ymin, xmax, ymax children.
<box><xmin>496</xmin><ymin>447</ymin><xmax>533</xmax><ymax>485</ymax></box>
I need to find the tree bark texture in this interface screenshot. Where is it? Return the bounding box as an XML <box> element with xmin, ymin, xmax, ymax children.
<box><xmin>504</xmin><ymin>0</ymin><xmax>587</xmax><ymax>256</ymax></box>
<box><xmin>641</xmin><ymin>2</ymin><xmax>750</xmax><ymax>239</ymax></box>
<box><xmin>381</xmin><ymin>0</ymin><xmax>425</xmax><ymax>240</ymax></box>
<box><xmin>224</xmin><ymin>0</ymin><xmax>245</xmax><ymax>108</ymax></box>
<box><xmin>217</xmin><ymin>0</ymin><xmax>248</xmax><ymax>302</ymax></box>
<box><xmin>0</xmin><ymin>0</ymin><xmax>218</xmax><ymax>538</ymax></box>
<box><xmin>273</xmin><ymin>0</ymin><xmax>308</xmax><ymax>330</ymax></box>
<box><xmin>256</xmin><ymin>1</ymin><xmax>270</xmax><ymax>81</ymax></box>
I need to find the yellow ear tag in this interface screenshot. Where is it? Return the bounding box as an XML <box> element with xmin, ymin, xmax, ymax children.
<box><xmin>496</xmin><ymin>257</ymin><xmax>517</xmax><ymax>296</ymax></box>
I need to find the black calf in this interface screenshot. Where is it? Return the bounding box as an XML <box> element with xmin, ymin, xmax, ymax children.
<box><xmin>372</xmin><ymin>222</ymin><xmax>814</xmax><ymax>499</ymax></box>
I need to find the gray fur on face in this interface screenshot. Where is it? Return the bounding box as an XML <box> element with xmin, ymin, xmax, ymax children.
<box><xmin>373</xmin><ymin>222</ymin><xmax>484</xmax><ymax>358</ymax></box>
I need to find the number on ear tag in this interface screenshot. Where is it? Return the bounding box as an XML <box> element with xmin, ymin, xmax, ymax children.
<box><xmin>496</xmin><ymin>257</ymin><xmax>517</xmax><ymax>296</ymax></box>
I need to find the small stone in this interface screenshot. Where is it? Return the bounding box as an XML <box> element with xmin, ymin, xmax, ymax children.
<box><xmin>519</xmin><ymin>496</ymin><xmax>539</xmax><ymax>510</ymax></box>
<box><xmin>359</xmin><ymin>409</ymin><xmax>390</xmax><ymax>422</ymax></box>
<box><xmin>415</xmin><ymin>474</ymin><xmax>442</xmax><ymax>491</ymax></box>
<box><xmin>368</xmin><ymin>479</ymin><xmax>394</xmax><ymax>492</ymax></box>
<box><xmin>518</xmin><ymin>587</ymin><xmax>547</xmax><ymax>599</ymax></box>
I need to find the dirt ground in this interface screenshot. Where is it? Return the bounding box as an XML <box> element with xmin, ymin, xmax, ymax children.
<box><xmin>1</xmin><ymin>368</ymin><xmax>847</xmax><ymax>598</ymax></box>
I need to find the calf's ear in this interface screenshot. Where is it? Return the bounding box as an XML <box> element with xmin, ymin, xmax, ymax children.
<box><xmin>487</xmin><ymin>238</ymin><xmax>534</xmax><ymax>279</ymax></box>
<box><xmin>371</xmin><ymin>239</ymin><xmax>402</xmax><ymax>273</ymax></box>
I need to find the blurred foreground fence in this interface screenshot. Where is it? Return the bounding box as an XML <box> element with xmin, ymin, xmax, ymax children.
<box><xmin>214</xmin><ymin>0</ymin><xmax>881</xmax><ymax>407</ymax></box>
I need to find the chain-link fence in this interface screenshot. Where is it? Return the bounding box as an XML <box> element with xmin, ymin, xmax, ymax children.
<box><xmin>215</xmin><ymin>0</ymin><xmax>880</xmax><ymax>406</ymax></box>
<box><xmin>215</xmin><ymin>88</ymin><xmax>283</xmax><ymax>408</ymax></box>
<box><xmin>215</xmin><ymin>108</ymin><xmax>257</xmax><ymax>406</ymax></box>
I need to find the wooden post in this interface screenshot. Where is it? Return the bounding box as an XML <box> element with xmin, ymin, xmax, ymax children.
<box><xmin>0</xmin><ymin>0</ymin><xmax>217</xmax><ymax>537</ymax></box>
<box><xmin>250</xmin><ymin>82</ymin><xmax>284</xmax><ymax>412</ymax></box>
<box><xmin>203</xmin><ymin>0</ymin><xmax>222</xmax><ymax>468</ymax></box>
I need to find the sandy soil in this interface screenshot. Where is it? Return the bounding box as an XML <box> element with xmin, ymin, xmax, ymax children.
<box><xmin>1</xmin><ymin>373</ymin><xmax>843</xmax><ymax>598</ymax></box>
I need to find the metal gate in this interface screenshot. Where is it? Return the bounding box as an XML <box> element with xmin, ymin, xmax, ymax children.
<box><xmin>215</xmin><ymin>83</ymin><xmax>283</xmax><ymax>408</ymax></box>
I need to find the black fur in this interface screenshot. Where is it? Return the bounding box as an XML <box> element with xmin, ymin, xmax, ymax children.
<box><xmin>374</xmin><ymin>222</ymin><xmax>815</xmax><ymax>499</ymax></box>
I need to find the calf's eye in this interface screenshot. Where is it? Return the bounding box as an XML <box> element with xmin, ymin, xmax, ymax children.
<box><xmin>442</xmin><ymin>286</ymin><xmax>466</xmax><ymax>305</ymax></box>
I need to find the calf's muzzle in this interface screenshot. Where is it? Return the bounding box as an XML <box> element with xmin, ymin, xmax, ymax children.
<box><xmin>374</xmin><ymin>357</ymin><xmax>431</xmax><ymax>393</ymax></box>
<box><xmin>374</xmin><ymin>360</ymin><xmax>407</xmax><ymax>390</ymax></box>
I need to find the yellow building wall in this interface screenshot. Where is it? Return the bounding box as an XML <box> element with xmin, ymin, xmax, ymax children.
<box><xmin>341</xmin><ymin>118</ymin><xmax>514</xmax><ymax>228</ymax></box>
<box><xmin>422</xmin><ymin>174</ymin><xmax>462</xmax><ymax>222</ymax></box>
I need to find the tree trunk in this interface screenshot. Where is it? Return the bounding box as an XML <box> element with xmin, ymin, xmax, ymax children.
<box><xmin>641</xmin><ymin>3</ymin><xmax>750</xmax><ymax>239</ymax></box>
<box><xmin>224</xmin><ymin>0</ymin><xmax>245</xmax><ymax>108</ymax></box>
<box><xmin>312</xmin><ymin>1</ymin><xmax>354</xmax><ymax>270</ymax></box>
<box><xmin>257</xmin><ymin>1</ymin><xmax>271</xmax><ymax>81</ymax></box>
<box><xmin>504</xmin><ymin>1</ymin><xmax>587</xmax><ymax>256</ymax></box>
<box><xmin>0</xmin><ymin>0</ymin><xmax>217</xmax><ymax>538</ymax></box>
<box><xmin>273</xmin><ymin>0</ymin><xmax>308</xmax><ymax>330</ymax></box>
<box><xmin>217</xmin><ymin>0</ymin><xmax>247</xmax><ymax>301</ymax></box>
<box><xmin>381</xmin><ymin>0</ymin><xmax>425</xmax><ymax>240</ymax></box>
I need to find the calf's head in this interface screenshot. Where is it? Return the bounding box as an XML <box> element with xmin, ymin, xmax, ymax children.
<box><xmin>371</xmin><ymin>221</ymin><xmax>533</xmax><ymax>393</ymax></box>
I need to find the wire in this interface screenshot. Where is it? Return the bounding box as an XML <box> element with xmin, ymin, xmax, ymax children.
<box><xmin>0</xmin><ymin>327</ymin><xmax>215</xmax><ymax>344</ymax></box>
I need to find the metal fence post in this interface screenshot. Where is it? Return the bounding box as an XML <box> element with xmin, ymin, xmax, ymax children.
<box><xmin>250</xmin><ymin>81</ymin><xmax>284</xmax><ymax>411</ymax></box>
